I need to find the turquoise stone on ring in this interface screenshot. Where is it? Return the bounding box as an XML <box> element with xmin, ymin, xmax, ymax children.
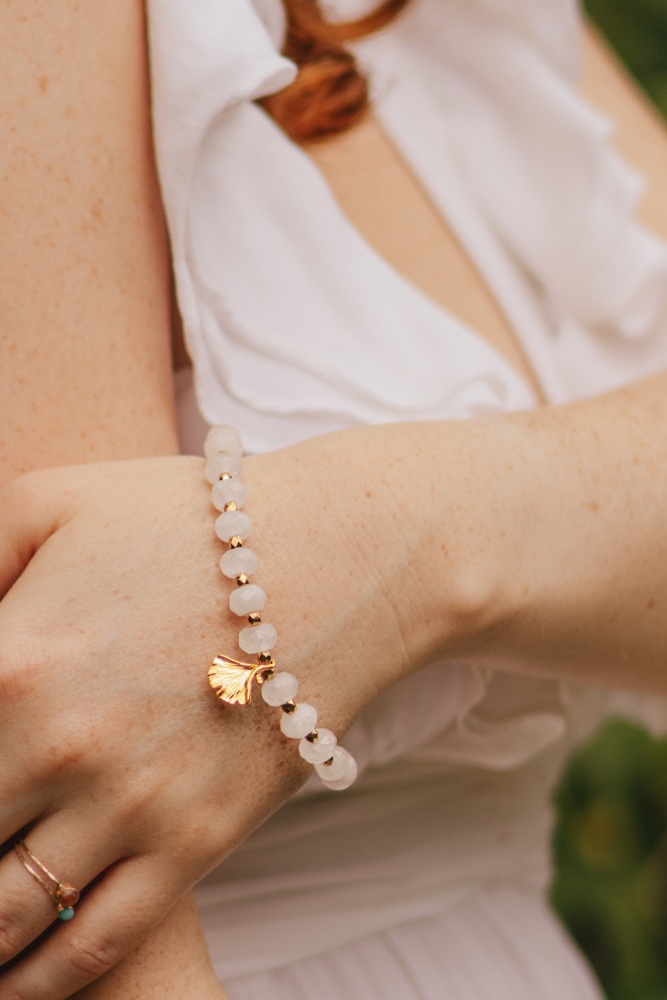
<box><xmin>58</xmin><ymin>906</ymin><xmax>75</xmax><ymax>921</ymax></box>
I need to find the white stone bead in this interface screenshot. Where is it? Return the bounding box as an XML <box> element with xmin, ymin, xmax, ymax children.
<box><xmin>211</xmin><ymin>478</ymin><xmax>246</xmax><ymax>512</ymax></box>
<box><xmin>204</xmin><ymin>425</ymin><xmax>243</xmax><ymax>459</ymax></box>
<box><xmin>215</xmin><ymin>510</ymin><xmax>251</xmax><ymax>542</ymax></box>
<box><xmin>239</xmin><ymin>623</ymin><xmax>277</xmax><ymax>654</ymax></box>
<box><xmin>229</xmin><ymin>583</ymin><xmax>267</xmax><ymax>616</ymax></box>
<box><xmin>219</xmin><ymin>547</ymin><xmax>258</xmax><ymax>579</ymax></box>
<box><xmin>299</xmin><ymin>728</ymin><xmax>337</xmax><ymax>764</ymax></box>
<box><xmin>280</xmin><ymin>703</ymin><xmax>318</xmax><ymax>739</ymax></box>
<box><xmin>321</xmin><ymin>754</ymin><xmax>358</xmax><ymax>790</ymax></box>
<box><xmin>315</xmin><ymin>747</ymin><xmax>355</xmax><ymax>782</ymax></box>
<box><xmin>261</xmin><ymin>671</ymin><xmax>298</xmax><ymax>707</ymax></box>
<box><xmin>205</xmin><ymin>452</ymin><xmax>242</xmax><ymax>484</ymax></box>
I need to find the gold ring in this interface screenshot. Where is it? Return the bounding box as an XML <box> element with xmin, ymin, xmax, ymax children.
<box><xmin>14</xmin><ymin>841</ymin><xmax>80</xmax><ymax>921</ymax></box>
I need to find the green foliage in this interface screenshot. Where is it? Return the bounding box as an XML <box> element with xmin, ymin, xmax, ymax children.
<box><xmin>585</xmin><ymin>0</ymin><xmax>667</xmax><ymax>115</ymax></box>
<box><xmin>552</xmin><ymin>720</ymin><xmax>667</xmax><ymax>999</ymax></box>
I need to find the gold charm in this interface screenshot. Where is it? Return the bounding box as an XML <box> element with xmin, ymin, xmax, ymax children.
<box><xmin>208</xmin><ymin>654</ymin><xmax>271</xmax><ymax>705</ymax></box>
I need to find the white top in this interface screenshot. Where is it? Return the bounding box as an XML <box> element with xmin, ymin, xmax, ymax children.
<box><xmin>147</xmin><ymin>0</ymin><xmax>667</xmax><ymax>984</ymax></box>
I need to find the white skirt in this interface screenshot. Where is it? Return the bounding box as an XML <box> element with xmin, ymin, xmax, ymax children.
<box><xmin>223</xmin><ymin>884</ymin><xmax>602</xmax><ymax>999</ymax></box>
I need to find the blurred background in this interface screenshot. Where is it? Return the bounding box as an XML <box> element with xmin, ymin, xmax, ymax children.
<box><xmin>585</xmin><ymin>0</ymin><xmax>667</xmax><ymax>110</ymax></box>
<box><xmin>550</xmin><ymin>5</ymin><xmax>667</xmax><ymax>999</ymax></box>
<box><xmin>552</xmin><ymin>720</ymin><xmax>667</xmax><ymax>1000</ymax></box>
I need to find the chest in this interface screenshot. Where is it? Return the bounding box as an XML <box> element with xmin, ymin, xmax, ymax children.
<box><xmin>308</xmin><ymin>115</ymin><xmax>543</xmax><ymax>401</ymax></box>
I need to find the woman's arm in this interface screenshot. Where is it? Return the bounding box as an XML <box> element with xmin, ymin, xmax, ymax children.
<box><xmin>0</xmin><ymin>0</ymin><xmax>177</xmax><ymax>483</ymax></box>
<box><xmin>0</xmin><ymin>2</ymin><xmax>228</xmax><ymax>997</ymax></box>
<box><xmin>429</xmin><ymin>375</ymin><xmax>667</xmax><ymax>692</ymax></box>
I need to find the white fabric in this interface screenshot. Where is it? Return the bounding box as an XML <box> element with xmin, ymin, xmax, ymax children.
<box><xmin>147</xmin><ymin>0</ymin><xmax>667</xmax><ymax>994</ymax></box>
<box><xmin>221</xmin><ymin>885</ymin><xmax>602</xmax><ymax>1000</ymax></box>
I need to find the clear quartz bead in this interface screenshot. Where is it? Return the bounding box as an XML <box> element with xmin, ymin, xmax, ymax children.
<box><xmin>321</xmin><ymin>754</ymin><xmax>358</xmax><ymax>790</ymax></box>
<box><xmin>211</xmin><ymin>478</ymin><xmax>246</xmax><ymax>512</ymax></box>
<box><xmin>204</xmin><ymin>425</ymin><xmax>243</xmax><ymax>459</ymax></box>
<box><xmin>239</xmin><ymin>623</ymin><xmax>277</xmax><ymax>653</ymax></box>
<box><xmin>205</xmin><ymin>452</ymin><xmax>242</xmax><ymax>484</ymax></box>
<box><xmin>215</xmin><ymin>510</ymin><xmax>251</xmax><ymax>542</ymax></box>
<box><xmin>219</xmin><ymin>547</ymin><xmax>258</xmax><ymax>579</ymax></box>
<box><xmin>261</xmin><ymin>671</ymin><xmax>298</xmax><ymax>707</ymax></box>
<box><xmin>280</xmin><ymin>703</ymin><xmax>318</xmax><ymax>739</ymax></box>
<box><xmin>229</xmin><ymin>583</ymin><xmax>267</xmax><ymax>616</ymax></box>
<box><xmin>315</xmin><ymin>747</ymin><xmax>355</xmax><ymax>782</ymax></box>
<box><xmin>299</xmin><ymin>728</ymin><xmax>337</xmax><ymax>764</ymax></box>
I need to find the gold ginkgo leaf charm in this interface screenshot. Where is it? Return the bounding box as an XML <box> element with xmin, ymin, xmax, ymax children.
<box><xmin>208</xmin><ymin>654</ymin><xmax>267</xmax><ymax>705</ymax></box>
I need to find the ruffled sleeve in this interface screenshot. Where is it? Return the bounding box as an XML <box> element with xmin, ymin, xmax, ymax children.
<box><xmin>148</xmin><ymin>0</ymin><xmax>295</xmax><ymax>204</ymax></box>
<box><xmin>147</xmin><ymin>0</ymin><xmax>296</xmax><ymax>398</ymax></box>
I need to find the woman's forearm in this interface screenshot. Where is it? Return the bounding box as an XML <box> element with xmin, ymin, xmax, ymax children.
<box><xmin>292</xmin><ymin>371</ymin><xmax>667</xmax><ymax>698</ymax></box>
<box><xmin>395</xmin><ymin>371</ymin><xmax>667</xmax><ymax>693</ymax></box>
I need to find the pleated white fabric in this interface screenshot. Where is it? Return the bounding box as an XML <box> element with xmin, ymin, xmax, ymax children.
<box><xmin>148</xmin><ymin>0</ymin><xmax>667</xmax><ymax>993</ymax></box>
<box><xmin>224</xmin><ymin>885</ymin><xmax>602</xmax><ymax>1000</ymax></box>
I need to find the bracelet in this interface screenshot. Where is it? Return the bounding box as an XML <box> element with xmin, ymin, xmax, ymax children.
<box><xmin>204</xmin><ymin>425</ymin><xmax>358</xmax><ymax>791</ymax></box>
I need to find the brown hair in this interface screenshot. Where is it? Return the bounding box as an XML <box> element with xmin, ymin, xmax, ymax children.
<box><xmin>259</xmin><ymin>0</ymin><xmax>410</xmax><ymax>144</ymax></box>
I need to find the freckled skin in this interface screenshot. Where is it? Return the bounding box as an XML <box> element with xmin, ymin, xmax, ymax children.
<box><xmin>0</xmin><ymin>0</ymin><xmax>177</xmax><ymax>487</ymax></box>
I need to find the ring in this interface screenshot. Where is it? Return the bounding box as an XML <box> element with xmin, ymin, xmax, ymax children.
<box><xmin>14</xmin><ymin>841</ymin><xmax>80</xmax><ymax>921</ymax></box>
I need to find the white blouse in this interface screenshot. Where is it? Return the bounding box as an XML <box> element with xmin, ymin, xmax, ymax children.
<box><xmin>146</xmin><ymin>0</ymin><xmax>667</xmax><ymax>985</ymax></box>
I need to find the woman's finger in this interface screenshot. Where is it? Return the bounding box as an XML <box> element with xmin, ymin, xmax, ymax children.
<box><xmin>69</xmin><ymin>892</ymin><xmax>229</xmax><ymax>1000</ymax></box>
<box><xmin>0</xmin><ymin>789</ymin><xmax>45</xmax><ymax>865</ymax></box>
<box><xmin>0</xmin><ymin>854</ymin><xmax>182</xmax><ymax>1000</ymax></box>
<box><xmin>0</xmin><ymin>813</ymin><xmax>119</xmax><ymax>970</ymax></box>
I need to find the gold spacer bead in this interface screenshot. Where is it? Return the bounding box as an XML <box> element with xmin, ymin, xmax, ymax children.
<box><xmin>257</xmin><ymin>668</ymin><xmax>274</xmax><ymax>684</ymax></box>
<box><xmin>236</xmin><ymin>574</ymin><xmax>250</xmax><ymax>586</ymax></box>
<box><xmin>305</xmin><ymin>730</ymin><xmax>318</xmax><ymax>743</ymax></box>
<box><xmin>281</xmin><ymin>701</ymin><xmax>296</xmax><ymax>714</ymax></box>
<box><xmin>230</xmin><ymin>536</ymin><xmax>243</xmax><ymax>548</ymax></box>
<box><xmin>258</xmin><ymin>652</ymin><xmax>274</xmax><ymax>665</ymax></box>
<box><xmin>248</xmin><ymin>612</ymin><xmax>262</xmax><ymax>625</ymax></box>
<box><xmin>224</xmin><ymin>501</ymin><xmax>238</xmax><ymax>512</ymax></box>
<box><xmin>221</xmin><ymin>473</ymin><xmax>232</xmax><ymax>480</ymax></box>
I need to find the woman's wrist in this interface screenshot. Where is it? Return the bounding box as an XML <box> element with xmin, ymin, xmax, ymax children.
<box><xmin>384</xmin><ymin>417</ymin><xmax>529</xmax><ymax>670</ymax></box>
<box><xmin>458</xmin><ymin>377</ymin><xmax>667</xmax><ymax>693</ymax></box>
<box><xmin>238</xmin><ymin>422</ymin><xmax>518</xmax><ymax>718</ymax></box>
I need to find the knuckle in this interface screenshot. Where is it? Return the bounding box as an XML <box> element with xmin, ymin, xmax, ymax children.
<box><xmin>0</xmin><ymin>909</ymin><xmax>27</xmax><ymax>960</ymax></box>
<box><xmin>0</xmin><ymin>645</ymin><xmax>37</xmax><ymax>703</ymax></box>
<box><xmin>62</xmin><ymin>931</ymin><xmax>122</xmax><ymax>980</ymax></box>
<box><xmin>40</xmin><ymin>728</ymin><xmax>91</xmax><ymax>779</ymax></box>
<box><xmin>0</xmin><ymin>640</ymin><xmax>58</xmax><ymax>711</ymax></box>
<box><xmin>115</xmin><ymin>779</ymin><xmax>159</xmax><ymax>830</ymax></box>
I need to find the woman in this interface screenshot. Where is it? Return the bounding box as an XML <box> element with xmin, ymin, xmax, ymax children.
<box><xmin>2</xmin><ymin>0</ymin><xmax>667</xmax><ymax>997</ymax></box>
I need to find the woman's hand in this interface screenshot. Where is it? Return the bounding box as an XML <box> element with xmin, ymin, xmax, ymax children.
<box><xmin>0</xmin><ymin>455</ymin><xmax>292</xmax><ymax>997</ymax></box>
<box><xmin>0</xmin><ymin>434</ymin><xmax>447</xmax><ymax>999</ymax></box>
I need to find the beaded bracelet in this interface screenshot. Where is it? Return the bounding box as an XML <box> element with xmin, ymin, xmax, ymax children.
<box><xmin>204</xmin><ymin>425</ymin><xmax>358</xmax><ymax>791</ymax></box>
